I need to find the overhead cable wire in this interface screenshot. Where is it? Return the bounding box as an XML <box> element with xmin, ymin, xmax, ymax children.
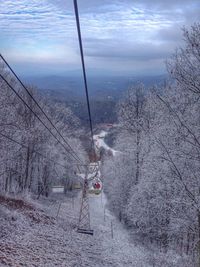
<box><xmin>0</xmin><ymin>54</ymin><xmax>83</xmax><ymax>164</ymax></box>
<box><xmin>73</xmin><ymin>0</ymin><xmax>95</xmax><ymax>152</ymax></box>
<box><xmin>0</xmin><ymin>73</ymin><xmax>82</xmax><ymax>164</ymax></box>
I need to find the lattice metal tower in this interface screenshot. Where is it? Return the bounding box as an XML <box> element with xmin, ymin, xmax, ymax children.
<box><xmin>77</xmin><ymin>171</ymin><xmax>93</xmax><ymax>235</ymax></box>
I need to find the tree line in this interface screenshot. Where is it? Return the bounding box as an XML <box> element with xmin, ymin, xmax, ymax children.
<box><xmin>0</xmin><ymin>61</ymin><xmax>86</xmax><ymax>197</ymax></box>
<box><xmin>103</xmin><ymin>23</ymin><xmax>200</xmax><ymax>267</ymax></box>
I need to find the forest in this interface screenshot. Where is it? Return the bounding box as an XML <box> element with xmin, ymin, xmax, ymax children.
<box><xmin>0</xmin><ymin>59</ymin><xmax>87</xmax><ymax>197</ymax></box>
<box><xmin>0</xmin><ymin>21</ymin><xmax>200</xmax><ymax>267</ymax></box>
<box><xmin>103</xmin><ymin>23</ymin><xmax>200</xmax><ymax>266</ymax></box>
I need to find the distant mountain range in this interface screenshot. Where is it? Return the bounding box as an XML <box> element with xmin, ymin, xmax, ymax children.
<box><xmin>23</xmin><ymin>74</ymin><xmax>168</xmax><ymax>125</ymax></box>
<box><xmin>23</xmin><ymin>74</ymin><xmax>168</xmax><ymax>101</ymax></box>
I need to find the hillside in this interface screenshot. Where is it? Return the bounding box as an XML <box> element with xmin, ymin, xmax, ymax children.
<box><xmin>0</xmin><ymin>192</ymin><xmax>150</xmax><ymax>267</ymax></box>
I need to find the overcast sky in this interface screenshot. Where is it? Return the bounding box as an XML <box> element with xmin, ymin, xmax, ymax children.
<box><xmin>0</xmin><ymin>0</ymin><xmax>199</xmax><ymax>77</ymax></box>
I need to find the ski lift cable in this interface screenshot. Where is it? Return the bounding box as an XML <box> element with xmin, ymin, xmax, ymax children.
<box><xmin>0</xmin><ymin>54</ymin><xmax>83</xmax><ymax>165</ymax></box>
<box><xmin>74</xmin><ymin>0</ymin><xmax>104</xmax><ymax>236</ymax></box>
<box><xmin>73</xmin><ymin>0</ymin><xmax>95</xmax><ymax>154</ymax></box>
<box><xmin>0</xmin><ymin>131</ymin><xmax>67</xmax><ymax>168</ymax></box>
<box><xmin>0</xmin><ymin>74</ymin><xmax>82</xmax><ymax>164</ymax></box>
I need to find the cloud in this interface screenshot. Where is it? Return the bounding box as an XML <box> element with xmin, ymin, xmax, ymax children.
<box><xmin>84</xmin><ymin>38</ymin><xmax>175</xmax><ymax>61</ymax></box>
<box><xmin>0</xmin><ymin>0</ymin><xmax>199</xmax><ymax>76</ymax></box>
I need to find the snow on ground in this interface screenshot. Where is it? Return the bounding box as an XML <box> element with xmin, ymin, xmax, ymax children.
<box><xmin>0</xmin><ymin>192</ymin><xmax>150</xmax><ymax>267</ymax></box>
<box><xmin>88</xmin><ymin>192</ymin><xmax>150</xmax><ymax>267</ymax></box>
<box><xmin>93</xmin><ymin>131</ymin><xmax>119</xmax><ymax>156</ymax></box>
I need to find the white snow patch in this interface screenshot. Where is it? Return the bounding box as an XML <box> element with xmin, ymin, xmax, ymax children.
<box><xmin>94</xmin><ymin>131</ymin><xmax>119</xmax><ymax>157</ymax></box>
<box><xmin>88</xmin><ymin>192</ymin><xmax>150</xmax><ymax>267</ymax></box>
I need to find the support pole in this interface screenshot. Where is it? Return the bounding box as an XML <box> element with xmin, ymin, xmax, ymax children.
<box><xmin>111</xmin><ymin>220</ymin><xmax>114</xmax><ymax>239</ymax></box>
<box><xmin>56</xmin><ymin>202</ymin><xmax>61</xmax><ymax>219</ymax></box>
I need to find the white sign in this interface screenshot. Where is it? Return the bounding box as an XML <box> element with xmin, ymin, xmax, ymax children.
<box><xmin>52</xmin><ymin>186</ymin><xmax>64</xmax><ymax>193</ymax></box>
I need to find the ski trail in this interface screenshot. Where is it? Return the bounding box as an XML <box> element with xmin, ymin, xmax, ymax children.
<box><xmin>87</xmin><ymin>192</ymin><xmax>150</xmax><ymax>267</ymax></box>
<box><xmin>58</xmin><ymin>192</ymin><xmax>150</xmax><ymax>267</ymax></box>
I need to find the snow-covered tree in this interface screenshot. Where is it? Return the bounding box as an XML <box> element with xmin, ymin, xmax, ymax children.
<box><xmin>0</xmin><ymin>62</ymin><xmax>87</xmax><ymax>197</ymax></box>
<box><xmin>103</xmin><ymin>23</ymin><xmax>200</xmax><ymax>266</ymax></box>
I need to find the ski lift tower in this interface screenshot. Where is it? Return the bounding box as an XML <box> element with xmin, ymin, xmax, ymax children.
<box><xmin>77</xmin><ymin>168</ymin><xmax>94</xmax><ymax>235</ymax></box>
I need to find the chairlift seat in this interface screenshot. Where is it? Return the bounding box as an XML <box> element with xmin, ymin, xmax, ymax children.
<box><xmin>77</xmin><ymin>228</ymin><xmax>94</xmax><ymax>235</ymax></box>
